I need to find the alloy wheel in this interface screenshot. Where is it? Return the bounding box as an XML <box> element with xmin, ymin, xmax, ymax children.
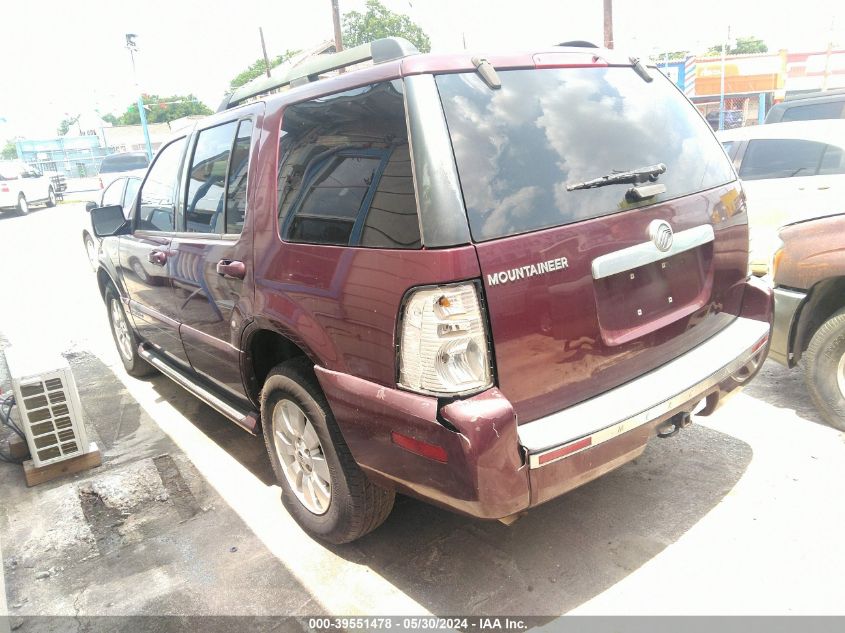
<box><xmin>272</xmin><ymin>399</ymin><xmax>332</xmax><ymax>515</ymax></box>
<box><xmin>110</xmin><ymin>298</ymin><xmax>134</xmax><ymax>361</ymax></box>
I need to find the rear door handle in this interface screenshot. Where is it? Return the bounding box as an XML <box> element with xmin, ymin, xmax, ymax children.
<box><xmin>817</xmin><ymin>185</ymin><xmax>831</xmax><ymax>190</ymax></box>
<box><xmin>216</xmin><ymin>259</ymin><xmax>246</xmax><ymax>280</ymax></box>
<box><xmin>148</xmin><ymin>250</ymin><xmax>168</xmax><ymax>266</ymax></box>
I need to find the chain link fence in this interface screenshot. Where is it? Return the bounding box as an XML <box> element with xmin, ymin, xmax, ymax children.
<box><xmin>693</xmin><ymin>93</ymin><xmax>771</xmax><ymax>131</ymax></box>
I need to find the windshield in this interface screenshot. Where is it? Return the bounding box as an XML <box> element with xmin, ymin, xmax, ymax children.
<box><xmin>436</xmin><ymin>67</ymin><xmax>736</xmax><ymax>241</ymax></box>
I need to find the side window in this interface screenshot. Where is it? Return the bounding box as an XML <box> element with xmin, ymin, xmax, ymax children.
<box><xmin>818</xmin><ymin>144</ymin><xmax>845</xmax><ymax>176</ymax></box>
<box><xmin>277</xmin><ymin>81</ymin><xmax>421</xmax><ymax>248</ymax></box>
<box><xmin>738</xmin><ymin>139</ymin><xmax>827</xmax><ymax>180</ymax></box>
<box><xmin>123</xmin><ymin>178</ymin><xmax>141</xmax><ymax>211</ymax></box>
<box><xmin>186</xmin><ymin>121</ymin><xmax>237</xmax><ymax>233</ymax></box>
<box><xmin>225</xmin><ymin>120</ymin><xmax>253</xmax><ymax>234</ymax></box>
<box><xmin>138</xmin><ymin>138</ymin><xmax>186</xmax><ymax>232</ymax></box>
<box><xmin>101</xmin><ymin>179</ymin><xmax>124</xmax><ymax>207</ymax></box>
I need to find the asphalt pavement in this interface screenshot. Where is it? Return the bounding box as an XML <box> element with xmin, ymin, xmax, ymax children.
<box><xmin>0</xmin><ymin>202</ymin><xmax>843</xmax><ymax>620</ymax></box>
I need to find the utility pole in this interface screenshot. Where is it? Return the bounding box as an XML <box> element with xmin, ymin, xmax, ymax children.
<box><xmin>603</xmin><ymin>0</ymin><xmax>613</xmax><ymax>49</ymax></box>
<box><xmin>331</xmin><ymin>0</ymin><xmax>344</xmax><ymax>52</ymax></box>
<box><xmin>718</xmin><ymin>26</ymin><xmax>731</xmax><ymax>131</ymax></box>
<box><xmin>259</xmin><ymin>27</ymin><xmax>272</xmax><ymax>78</ymax></box>
<box><xmin>125</xmin><ymin>34</ymin><xmax>153</xmax><ymax>161</ymax></box>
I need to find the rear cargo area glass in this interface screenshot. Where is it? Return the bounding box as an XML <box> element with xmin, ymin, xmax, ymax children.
<box><xmin>436</xmin><ymin>67</ymin><xmax>735</xmax><ymax>241</ymax></box>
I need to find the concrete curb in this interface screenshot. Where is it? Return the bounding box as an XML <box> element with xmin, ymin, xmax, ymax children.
<box><xmin>0</xmin><ymin>532</ymin><xmax>9</xmax><ymax>625</ymax></box>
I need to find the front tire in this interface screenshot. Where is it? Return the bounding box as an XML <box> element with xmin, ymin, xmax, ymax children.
<box><xmin>105</xmin><ymin>285</ymin><xmax>156</xmax><ymax>378</ymax></box>
<box><xmin>46</xmin><ymin>187</ymin><xmax>56</xmax><ymax>207</ymax></box>
<box><xmin>261</xmin><ymin>357</ymin><xmax>394</xmax><ymax>544</ymax></box>
<box><xmin>17</xmin><ymin>195</ymin><xmax>28</xmax><ymax>215</ymax></box>
<box><xmin>804</xmin><ymin>308</ymin><xmax>845</xmax><ymax>431</ymax></box>
<box><xmin>83</xmin><ymin>232</ymin><xmax>99</xmax><ymax>272</ymax></box>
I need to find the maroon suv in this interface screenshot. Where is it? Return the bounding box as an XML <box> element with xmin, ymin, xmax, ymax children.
<box><xmin>90</xmin><ymin>38</ymin><xmax>773</xmax><ymax>543</ymax></box>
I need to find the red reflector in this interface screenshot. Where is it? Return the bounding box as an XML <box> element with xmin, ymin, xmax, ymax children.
<box><xmin>391</xmin><ymin>432</ymin><xmax>448</xmax><ymax>463</ymax></box>
<box><xmin>751</xmin><ymin>335</ymin><xmax>769</xmax><ymax>353</ymax></box>
<box><xmin>538</xmin><ymin>436</ymin><xmax>592</xmax><ymax>465</ymax></box>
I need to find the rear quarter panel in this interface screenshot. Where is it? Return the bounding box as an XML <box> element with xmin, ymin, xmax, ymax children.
<box><xmin>776</xmin><ymin>215</ymin><xmax>845</xmax><ymax>290</ymax></box>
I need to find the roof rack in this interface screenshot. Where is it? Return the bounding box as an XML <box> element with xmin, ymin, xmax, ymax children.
<box><xmin>218</xmin><ymin>37</ymin><xmax>419</xmax><ymax>112</ymax></box>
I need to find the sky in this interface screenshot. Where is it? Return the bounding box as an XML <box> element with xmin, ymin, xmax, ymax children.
<box><xmin>1</xmin><ymin>0</ymin><xmax>843</xmax><ymax>140</ymax></box>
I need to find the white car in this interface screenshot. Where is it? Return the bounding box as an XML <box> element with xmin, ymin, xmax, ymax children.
<box><xmin>718</xmin><ymin>120</ymin><xmax>845</xmax><ymax>274</ymax></box>
<box><xmin>0</xmin><ymin>160</ymin><xmax>57</xmax><ymax>215</ymax></box>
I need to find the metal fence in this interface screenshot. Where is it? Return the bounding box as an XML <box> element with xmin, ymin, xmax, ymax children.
<box><xmin>692</xmin><ymin>93</ymin><xmax>772</xmax><ymax>131</ymax></box>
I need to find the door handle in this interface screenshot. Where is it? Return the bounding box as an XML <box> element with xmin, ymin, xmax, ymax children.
<box><xmin>148</xmin><ymin>250</ymin><xmax>168</xmax><ymax>266</ymax></box>
<box><xmin>817</xmin><ymin>185</ymin><xmax>831</xmax><ymax>190</ymax></box>
<box><xmin>216</xmin><ymin>259</ymin><xmax>246</xmax><ymax>279</ymax></box>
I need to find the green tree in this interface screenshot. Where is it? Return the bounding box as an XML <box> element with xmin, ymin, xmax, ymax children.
<box><xmin>230</xmin><ymin>49</ymin><xmax>302</xmax><ymax>90</ymax></box>
<box><xmin>342</xmin><ymin>0</ymin><xmax>431</xmax><ymax>53</ymax></box>
<box><xmin>706</xmin><ymin>36</ymin><xmax>768</xmax><ymax>56</ymax></box>
<box><xmin>101</xmin><ymin>113</ymin><xmax>119</xmax><ymax>125</ymax></box>
<box><xmin>1</xmin><ymin>140</ymin><xmax>17</xmax><ymax>160</ymax></box>
<box><xmin>110</xmin><ymin>94</ymin><xmax>212</xmax><ymax>125</ymax></box>
<box><xmin>57</xmin><ymin>114</ymin><xmax>80</xmax><ymax>136</ymax></box>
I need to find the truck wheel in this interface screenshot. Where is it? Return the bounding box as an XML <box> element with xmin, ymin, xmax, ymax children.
<box><xmin>105</xmin><ymin>285</ymin><xmax>156</xmax><ymax>378</ymax></box>
<box><xmin>804</xmin><ymin>308</ymin><xmax>845</xmax><ymax>431</ymax></box>
<box><xmin>17</xmin><ymin>195</ymin><xmax>28</xmax><ymax>215</ymax></box>
<box><xmin>261</xmin><ymin>357</ymin><xmax>394</xmax><ymax>544</ymax></box>
<box><xmin>46</xmin><ymin>187</ymin><xmax>56</xmax><ymax>207</ymax></box>
<box><xmin>83</xmin><ymin>232</ymin><xmax>98</xmax><ymax>272</ymax></box>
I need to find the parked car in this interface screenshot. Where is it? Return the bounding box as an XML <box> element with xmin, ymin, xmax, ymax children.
<box><xmin>98</xmin><ymin>151</ymin><xmax>149</xmax><ymax>191</ymax></box>
<box><xmin>705</xmin><ymin>109</ymin><xmax>744</xmax><ymax>130</ymax></box>
<box><xmin>89</xmin><ymin>38</ymin><xmax>772</xmax><ymax>544</ymax></box>
<box><xmin>83</xmin><ymin>176</ymin><xmax>141</xmax><ymax>271</ymax></box>
<box><xmin>769</xmin><ymin>213</ymin><xmax>845</xmax><ymax>430</ymax></box>
<box><xmin>765</xmin><ymin>89</ymin><xmax>845</xmax><ymax>124</ymax></box>
<box><xmin>0</xmin><ymin>160</ymin><xmax>57</xmax><ymax>214</ymax></box>
<box><xmin>718</xmin><ymin>120</ymin><xmax>845</xmax><ymax>275</ymax></box>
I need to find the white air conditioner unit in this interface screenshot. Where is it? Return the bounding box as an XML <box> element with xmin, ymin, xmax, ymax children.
<box><xmin>4</xmin><ymin>347</ymin><xmax>90</xmax><ymax>468</ymax></box>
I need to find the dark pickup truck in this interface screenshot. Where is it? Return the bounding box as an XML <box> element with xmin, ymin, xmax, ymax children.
<box><xmin>89</xmin><ymin>38</ymin><xmax>773</xmax><ymax>543</ymax></box>
<box><xmin>770</xmin><ymin>213</ymin><xmax>845</xmax><ymax>430</ymax></box>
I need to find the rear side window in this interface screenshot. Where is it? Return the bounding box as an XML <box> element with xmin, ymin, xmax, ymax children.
<box><xmin>780</xmin><ymin>101</ymin><xmax>845</xmax><ymax>122</ymax></box>
<box><xmin>100</xmin><ymin>153</ymin><xmax>149</xmax><ymax>173</ymax></box>
<box><xmin>226</xmin><ymin>120</ymin><xmax>253</xmax><ymax>234</ymax></box>
<box><xmin>738</xmin><ymin>139</ymin><xmax>827</xmax><ymax>180</ymax></box>
<box><xmin>436</xmin><ymin>67</ymin><xmax>735</xmax><ymax>241</ymax></box>
<box><xmin>138</xmin><ymin>138</ymin><xmax>186</xmax><ymax>232</ymax></box>
<box><xmin>277</xmin><ymin>81</ymin><xmax>420</xmax><ymax>248</ymax></box>
<box><xmin>186</xmin><ymin>121</ymin><xmax>237</xmax><ymax>233</ymax></box>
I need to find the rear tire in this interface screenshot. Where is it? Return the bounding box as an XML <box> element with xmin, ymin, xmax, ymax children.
<box><xmin>804</xmin><ymin>308</ymin><xmax>845</xmax><ymax>431</ymax></box>
<box><xmin>17</xmin><ymin>195</ymin><xmax>28</xmax><ymax>216</ymax></box>
<box><xmin>261</xmin><ymin>357</ymin><xmax>394</xmax><ymax>544</ymax></box>
<box><xmin>105</xmin><ymin>285</ymin><xmax>157</xmax><ymax>378</ymax></box>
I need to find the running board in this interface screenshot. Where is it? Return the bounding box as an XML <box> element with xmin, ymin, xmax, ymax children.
<box><xmin>138</xmin><ymin>346</ymin><xmax>259</xmax><ymax>435</ymax></box>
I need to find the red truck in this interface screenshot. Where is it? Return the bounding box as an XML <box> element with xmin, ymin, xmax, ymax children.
<box><xmin>89</xmin><ymin>38</ymin><xmax>772</xmax><ymax>543</ymax></box>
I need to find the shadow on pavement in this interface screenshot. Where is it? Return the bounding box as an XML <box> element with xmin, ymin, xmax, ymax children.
<box><xmin>742</xmin><ymin>359</ymin><xmax>828</xmax><ymax>427</ymax></box>
<box><xmin>140</xmin><ymin>358</ymin><xmax>752</xmax><ymax>616</ymax></box>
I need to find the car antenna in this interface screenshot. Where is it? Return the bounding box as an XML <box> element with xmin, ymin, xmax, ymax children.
<box><xmin>471</xmin><ymin>57</ymin><xmax>502</xmax><ymax>90</ymax></box>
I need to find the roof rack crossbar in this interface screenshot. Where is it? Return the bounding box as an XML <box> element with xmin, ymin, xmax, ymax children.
<box><xmin>218</xmin><ymin>37</ymin><xmax>419</xmax><ymax>112</ymax></box>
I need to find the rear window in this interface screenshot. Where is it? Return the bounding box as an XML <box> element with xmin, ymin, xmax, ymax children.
<box><xmin>100</xmin><ymin>153</ymin><xmax>149</xmax><ymax>173</ymax></box>
<box><xmin>738</xmin><ymin>139</ymin><xmax>828</xmax><ymax>180</ymax></box>
<box><xmin>780</xmin><ymin>101</ymin><xmax>845</xmax><ymax>122</ymax></box>
<box><xmin>436</xmin><ymin>67</ymin><xmax>735</xmax><ymax>241</ymax></box>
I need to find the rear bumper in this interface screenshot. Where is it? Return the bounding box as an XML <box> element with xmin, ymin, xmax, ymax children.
<box><xmin>768</xmin><ymin>286</ymin><xmax>806</xmax><ymax>367</ymax></box>
<box><xmin>316</xmin><ymin>277</ymin><xmax>772</xmax><ymax>520</ymax></box>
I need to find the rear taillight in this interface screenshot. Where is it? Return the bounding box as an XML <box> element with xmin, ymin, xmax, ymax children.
<box><xmin>398</xmin><ymin>282</ymin><xmax>493</xmax><ymax>396</ymax></box>
<box><xmin>0</xmin><ymin>183</ymin><xmax>8</xmax><ymax>193</ymax></box>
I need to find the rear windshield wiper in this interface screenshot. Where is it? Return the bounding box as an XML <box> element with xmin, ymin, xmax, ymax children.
<box><xmin>566</xmin><ymin>163</ymin><xmax>667</xmax><ymax>191</ymax></box>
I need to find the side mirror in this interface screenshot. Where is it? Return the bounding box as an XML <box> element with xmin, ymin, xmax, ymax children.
<box><xmin>85</xmin><ymin>201</ymin><xmax>97</xmax><ymax>213</ymax></box>
<box><xmin>91</xmin><ymin>205</ymin><xmax>128</xmax><ymax>238</ymax></box>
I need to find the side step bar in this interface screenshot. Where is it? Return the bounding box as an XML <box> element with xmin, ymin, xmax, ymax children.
<box><xmin>139</xmin><ymin>346</ymin><xmax>259</xmax><ymax>434</ymax></box>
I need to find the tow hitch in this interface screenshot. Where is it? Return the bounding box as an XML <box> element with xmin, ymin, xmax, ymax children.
<box><xmin>656</xmin><ymin>412</ymin><xmax>692</xmax><ymax>439</ymax></box>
